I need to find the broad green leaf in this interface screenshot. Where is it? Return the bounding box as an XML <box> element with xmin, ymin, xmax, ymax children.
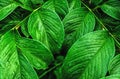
<box><xmin>0</xmin><ymin>1</ymin><xmax>19</xmax><ymax>21</ymax></box>
<box><xmin>101</xmin><ymin>0</ymin><xmax>120</xmax><ymax>20</ymax></box>
<box><xmin>16</xmin><ymin>37</ymin><xmax>54</xmax><ymax>69</ymax></box>
<box><xmin>100</xmin><ymin>74</ymin><xmax>120</xmax><ymax>79</ymax></box>
<box><xmin>28</xmin><ymin>8</ymin><xmax>64</xmax><ymax>53</ymax></box>
<box><xmin>0</xmin><ymin>31</ymin><xmax>38</xmax><ymax>79</ymax></box>
<box><xmin>42</xmin><ymin>0</ymin><xmax>69</xmax><ymax>17</ymax></box>
<box><xmin>62</xmin><ymin>30</ymin><xmax>115</xmax><ymax>79</ymax></box>
<box><xmin>0</xmin><ymin>30</ymin><xmax>54</xmax><ymax>78</ymax></box>
<box><xmin>19</xmin><ymin>53</ymin><xmax>39</xmax><ymax>79</ymax></box>
<box><xmin>108</xmin><ymin>54</ymin><xmax>120</xmax><ymax>75</ymax></box>
<box><xmin>63</xmin><ymin>8</ymin><xmax>95</xmax><ymax>50</ymax></box>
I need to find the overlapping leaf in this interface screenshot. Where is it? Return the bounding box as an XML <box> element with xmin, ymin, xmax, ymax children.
<box><xmin>21</xmin><ymin>18</ymin><xmax>30</xmax><ymax>37</ymax></box>
<box><xmin>101</xmin><ymin>0</ymin><xmax>120</xmax><ymax>20</ymax></box>
<box><xmin>31</xmin><ymin>0</ymin><xmax>44</xmax><ymax>4</ymax></box>
<box><xmin>67</xmin><ymin>0</ymin><xmax>81</xmax><ymax>11</ymax></box>
<box><xmin>112</xmin><ymin>25</ymin><xmax>120</xmax><ymax>44</ymax></box>
<box><xmin>42</xmin><ymin>0</ymin><xmax>69</xmax><ymax>17</ymax></box>
<box><xmin>18</xmin><ymin>53</ymin><xmax>39</xmax><ymax>79</ymax></box>
<box><xmin>62</xmin><ymin>30</ymin><xmax>115</xmax><ymax>79</ymax></box>
<box><xmin>63</xmin><ymin>7</ymin><xmax>95</xmax><ymax>50</ymax></box>
<box><xmin>0</xmin><ymin>0</ymin><xmax>19</xmax><ymax>21</ymax></box>
<box><xmin>28</xmin><ymin>8</ymin><xmax>64</xmax><ymax>53</ymax></box>
<box><xmin>16</xmin><ymin>37</ymin><xmax>54</xmax><ymax>69</ymax></box>
<box><xmin>0</xmin><ymin>31</ymin><xmax>54</xmax><ymax>78</ymax></box>
<box><xmin>53</xmin><ymin>0</ymin><xmax>69</xmax><ymax>16</ymax></box>
<box><xmin>108</xmin><ymin>54</ymin><xmax>120</xmax><ymax>75</ymax></box>
<box><xmin>91</xmin><ymin>0</ymin><xmax>103</xmax><ymax>5</ymax></box>
<box><xmin>16</xmin><ymin>0</ymin><xmax>33</xmax><ymax>11</ymax></box>
<box><xmin>0</xmin><ymin>31</ymin><xmax>38</xmax><ymax>79</ymax></box>
<box><xmin>100</xmin><ymin>74</ymin><xmax>120</xmax><ymax>79</ymax></box>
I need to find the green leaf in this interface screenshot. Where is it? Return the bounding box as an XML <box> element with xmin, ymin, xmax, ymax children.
<box><xmin>91</xmin><ymin>0</ymin><xmax>103</xmax><ymax>5</ymax></box>
<box><xmin>101</xmin><ymin>0</ymin><xmax>120</xmax><ymax>20</ymax></box>
<box><xmin>54</xmin><ymin>67</ymin><xmax>62</xmax><ymax>79</ymax></box>
<box><xmin>62</xmin><ymin>30</ymin><xmax>115</xmax><ymax>79</ymax></box>
<box><xmin>100</xmin><ymin>74</ymin><xmax>120</xmax><ymax>79</ymax></box>
<box><xmin>108</xmin><ymin>54</ymin><xmax>120</xmax><ymax>75</ymax></box>
<box><xmin>42</xmin><ymin>0</ymin><xmax>55</xmax><ymax>11</ymax></box>
<box><xmin>42</xmin><ymin>0</ymin><xmax>69</xmax><ymax>17</ymax></box>
<box><xmin>19</xmin><ymin>53</ymin><xmax>39</xmax><ymax>79</ymax></box>
<box><xmin>0</xmin><ymin>20</ymin><xmax>19</xmax><ymax>36</ymax></box>
<box><xmin>53</xmin><ymin>0</ymin><xmax>69</xmax><ymax>16</ymax></box>
<box><xmin>102</xmin><ymin>15</ymin><xmax>120</xmax><ymax>27</ymax></box>
<box><xmin>28</xmin><ymin>8</ymin><xmax>64</xmax><ymax>53</ymax></box>
<box><xmin>16</xmin><ymin>0</ymin><xmax>33</xmax><ymax>11</ymax></box>
<box><xmin>0</xmin><ymin>30</ymin><xmax>54</xmax><ymax>78</ymax></box>
<box><xmin>0</xmin><ymin>31</ymin><xmax>38</xmax><ymax>79</ymax></box>
<box><xmin>112</xmin><ymin>25</ymin><xmax>120</xmax><ymax>44</ymax></box>
<box><xmin>31</xmin><ymin>0</ymin><xmax>44</xmax><ymax>4</ymax></box>
<box><xmin>0</xmin><ymin>1</ymin><xmax>19</xmax><ymax>21</ymax></box>
<box><xmin>21</xmin><ymin>18</ymin><xmax>30</xmax><ymax>37</ymax></box>
<box><xmin>63</xmin><ymin>8</ymin><xmax>95</xmax><ymax>50</ymax></box>
<box><xmin>16</xmin><ymin>37</ymin><xmax>54</xmax><ymax>69</ymax></box>
<box><xmin>68</xmin><ymin>0</ymin><xmax>81</xmax><ymax>10</ymax></box>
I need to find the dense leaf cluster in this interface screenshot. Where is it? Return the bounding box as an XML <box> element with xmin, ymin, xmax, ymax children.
<box><xmin>0</xmin><ymin>0</ymin><xmax>120</xmax><ymax>79</ymax></box>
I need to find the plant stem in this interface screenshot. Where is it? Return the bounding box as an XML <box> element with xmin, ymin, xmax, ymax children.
<box><xmin>93</xmin><ymin>5</ymin><xmax>101</xmax><ymax>11</ymax></box>
<box><xmin>12</xmin><ymin>5</ymin><xmax>41</xmax><ymax>30</ymax></box>
<box><xmin>81</xmin><ymin>1</ymin><xmax>120</xmax><ymax>48</ymax></box>
<box><xmin>39</xmin><ymin>63</ymin><xmax>62</xmax><ymax>79</ymax></box>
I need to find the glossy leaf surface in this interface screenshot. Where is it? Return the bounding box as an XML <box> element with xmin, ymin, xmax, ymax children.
<box><xmin>63</xmin><ymin>8</ymin><xmax>95</xmax><ymax>50</ymax></box>
<box><xmin>62</xmin><ymin>31</ymin><xmax>115</xmax><ymax>79</ymax></box>
<box><xmin>28</xmin><ymin>8</ymin><xmax>64</xmax><ymax>53</ymax></box>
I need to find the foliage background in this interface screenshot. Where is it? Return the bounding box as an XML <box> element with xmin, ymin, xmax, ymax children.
<box><xmin>0</xmin><ymin>0</ymin><xmax>120</xmax><ymax>79</ymax></box>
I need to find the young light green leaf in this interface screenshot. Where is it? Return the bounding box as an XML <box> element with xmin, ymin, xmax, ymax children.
<box><xmin>62</xmin><ymin>30</ymin><xmax>115</xmax><ymax>79</ymax></box>
<box><xmin>28</xmin><ymin>8</ymin><xmax>64</xmax><ymax>53</ymax></box>
<box><xmin>63</xmin><ymin>8</ymin><xmax>95</xmax><ymax>50</ymax></box>
<box><xmin>100</xmin><ymin>74</ymin><xmax>120</xmax><ymax>79</ymax></box>
<box><xmin>0</xmin><ymin>1</ymin><xmax>18</xmax><ymax>21</ymax></box>
<box><xmin>16</xmin><ymin>37</ymin><xmax>54</xmax><ymax>69</ymax></box>
<box><xmin>108</xmin><ymin>54</ymin><xmax>120</xmax><ymax>75</ymax></box>
<box><xmin>0</xmin><ymin>31</ymin><xmax>38</xmax><ymax>79</ymax></box>
<box><xmin>101</xmin><ymin>0</ymin><xmax>120</xmax><ymax>20</ymax></box>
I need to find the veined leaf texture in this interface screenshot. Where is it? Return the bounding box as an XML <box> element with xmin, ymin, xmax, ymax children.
<box><xmin>0</xmin><ymin>0</ymin><xmax>119</xmax><ymax>79</ymax></box>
